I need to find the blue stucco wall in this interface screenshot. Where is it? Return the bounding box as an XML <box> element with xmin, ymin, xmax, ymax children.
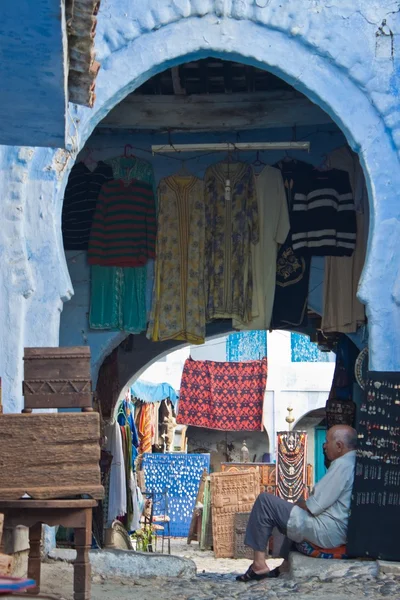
<box><xmin>59</xmin><ymin>125</ymin><xmax>346</xmax><ymax>382</ymax></box>
<box><xmin>1</xmin><ymin>0</ymin><xmax>400</xmax><ymax>412</ymax></box>
<box><xmin>0</xmin><ymin>0</ymin><xmax>67</xmax><ymax>147</ymax></box>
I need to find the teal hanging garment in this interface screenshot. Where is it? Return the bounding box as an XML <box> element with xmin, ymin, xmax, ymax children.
<box><xmin>89</xmin><ymin>155</ymin><xmax>156</xmax><ymax>332</ymax></box>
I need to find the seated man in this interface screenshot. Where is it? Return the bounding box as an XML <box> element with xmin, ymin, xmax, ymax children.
<box><xmin>237</xmin><ymin>424</ymin><xmax>357</xmax><ymax>582</ymax></box>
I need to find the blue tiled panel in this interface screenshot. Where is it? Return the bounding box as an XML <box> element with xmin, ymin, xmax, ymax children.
<box><xmin>142</xmin><ymin>453</ymin><xmax>210</xmax><ymax>537</ymax></box>
<box><xmin>226</xmin><ymin>331</ymin><xmax>267</xmax><ymax>362</ymax></box>
<box><xmin>291</xmin><ymin>332</ymin><xmax>331</xmax><ymax>362</ymax></box>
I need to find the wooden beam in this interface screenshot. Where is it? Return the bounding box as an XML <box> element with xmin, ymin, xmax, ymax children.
<box><xmin>99</xmin><ymin>91</ymin><xmax>333</xmax><ymax>132</ymax></box>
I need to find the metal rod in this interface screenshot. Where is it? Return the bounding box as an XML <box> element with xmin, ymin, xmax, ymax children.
<box><xmin>151</xmin><ymin>141</ymin><xmax>310</xmax><ymax>154</ymax></box>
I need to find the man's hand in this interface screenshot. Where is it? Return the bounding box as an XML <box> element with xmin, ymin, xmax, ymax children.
<box><xmin>295</xmin><ymin>496</ymin><xmax>312</xmax><ymax>515</ymax></box>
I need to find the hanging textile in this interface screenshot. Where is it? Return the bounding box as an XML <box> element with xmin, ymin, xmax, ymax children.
<box><xmin>138</xmin><ymin>403</ymin><xmax>153</xmax><ymax>454</ymax></box>
<box><xmin>147</xmin><ymin>174</ymin><xmax>206</xmax><ymax>344</ymax></box>
<box><xmin>90</xmin><ymin>264</ymin><xmax>147</xmax><ymax>332</ymax></box>
<box><xmin>326</xmin><ymin>335</ymin><xmax>359</xmax><ymax>429</ymax></box>
<box><xmin>90</xmin><ymin>155</ymin><xmax>156</xmax><ymax>331</ymax></box>
<box><xmin>105</xmin><ymin>155</ymin><xmax>156</xmax><ymax>197</ymax></box>
<box><xmin>204</xmin><ymin>161</ymin><xmax>258</xmax><ymax>323</ymax></box>
<box><xmin>95</xmin><ymin>346</ymin><xmax>119</xmax><ymax>419</ymax></box>
<box><xmin>117</xmin><ymin>398</ymin><xmax>140</xmax><ymax>467</ymax></box>
<box><xmin>322</xmin><ymin>147</ymin><xmax>367</xmax><ymax>333</ymax></box>
<box><xmin>276</xmin><ymin>431</ymin><xmax>308</xmax><ymax>503</ymax></box>
<box><xmin>325</xmin><ymin>398</ymin><xmax>356</xmax><ymax>429</ymax></box>
<box><xmin>233</xmin><ymin>165</ymin><xmax>289</xmax><ymax>330</ymax></box>
<box><xmin>290</xmin><ymin>332</ymin><xmax>331</xmax><ymax>363</ymax></box>
<box><xmin>104</xmin><ymin>422</ymin><xmax>127</xmax><ymax>524</ymax></box>
<box><xmin>226</xmin><ymin>330</ymin><xmax>267</xmax><ymax>362</ymax></box>
<box><xmin>271</xmin><ymin>160</ymin><xmax>313</xmax><ymax>329</ymax></box>
<box><xmin>291</xmin><ymin>168</ymin><xmax>356</xmax><ymax>256</ymax></box>
<box><xmin>129</xmin><ymin>473</ymin><xmax>142</xmax><ymax>532</ymax></box>
<box><xmin>88</xmin><ymin>178</ymin><xmax>156</xmax><ymax>267</ymax></box>
<box><xmin>131</xmin><ymin>380</ymin><xmax>178</xmax><ymax>405</ymax></box>
<box><xmin>328</xmin><ymin>335</ymin><xmax>359</xmax><ymax>402</ymax></box>
<box><xmin>122</xmin><ymin>424</ymin><xmax>134</xmax><ymax>529</ymax></box>
<box><xmin>177</xmin><ymin>357</ymin><xmax>267</xmax><ymax>431</ymax></box>
<box><xmin>62</xmin><ymin>161</ymin><xmax>113</xmax><ymax>250</ymax></box>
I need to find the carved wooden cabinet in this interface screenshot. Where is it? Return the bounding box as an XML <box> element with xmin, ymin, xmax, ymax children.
<box><xmin>221</xmin><ymin>462</ymin><xmax>277</xmax><ymax>494</ymax></box>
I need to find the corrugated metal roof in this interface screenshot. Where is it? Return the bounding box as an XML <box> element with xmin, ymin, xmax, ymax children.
<box><xmin>67</xmin><ymin>0</ymin><xmax>101</xmax><ymax>108</ymax></box>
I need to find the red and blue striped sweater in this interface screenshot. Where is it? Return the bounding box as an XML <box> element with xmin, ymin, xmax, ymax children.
<box><xmin>88</xmin><ymin>178</ymin><xmax>156</xmax><ymax>267</ymax></box>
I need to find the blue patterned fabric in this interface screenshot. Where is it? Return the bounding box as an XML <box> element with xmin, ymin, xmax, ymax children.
<box><xmin>226</xmin><ymin>331</ymin><xmax>267</xmax><ymax>362</ymax></box>
<box><xmin>291</xmin><ymin>333</ymin><xmax>332</xmax><ymax>362</ymax></box>
<box><xmin>142</xmin><ymin>453</ymin><xmax>210</xmax><ymax>537</ymax></box>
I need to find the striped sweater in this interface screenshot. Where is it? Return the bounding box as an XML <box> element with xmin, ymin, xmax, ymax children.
<box><xmin>291</xmin><ymin>168</ymin><xmax>356</xmax><ymax>257</ymax></box>
<box><xmin>88</xmin><ymin>178</ymin><xmax>156</xmax><ymax>267</ymax></box>
<box><xmin>62</xmin><ymin>161</ymin><xmax>113</xmax><ymax>250</ymax></box>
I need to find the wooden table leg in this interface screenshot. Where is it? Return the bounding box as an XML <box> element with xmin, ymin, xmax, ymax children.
<box><xmin>27</xmin><ymin>523</ymin><xmax>42</xmax><ymax>595</ymax></box>
<box><xmin>73</xmin><ymin>511</ymin><xmax>92</xmax><ymax>600</ymax></box>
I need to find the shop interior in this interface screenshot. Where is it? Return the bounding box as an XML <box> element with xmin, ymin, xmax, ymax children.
<box><xmin>57</xmin><ymin>58</ymin><xmax>368</xmax><ymax>557</ymax></box>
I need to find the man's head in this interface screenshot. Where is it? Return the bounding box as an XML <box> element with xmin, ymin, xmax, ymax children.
<box><xmin>323</xmin><ymin>425</ymin><xmax>357</xmax><ymax>462</ymax></box>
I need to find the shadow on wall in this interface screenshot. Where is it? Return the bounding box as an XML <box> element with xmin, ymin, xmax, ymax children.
<box><xmin>187</xmin><ymin>426</ymin><xmax>270</xmax><ymax>472</ymax></box>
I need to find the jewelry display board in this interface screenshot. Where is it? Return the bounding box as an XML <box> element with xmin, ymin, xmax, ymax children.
<box><xmin>347</xmin><ymin>372</ymin><xmax>400</xmax><ymax>561</ymax></box>
<box><xmin>325</xmin><ymin>398</ymin><xmax>356</xmax><ymax>429</ymax></box>
<box><xmin>142</xmin><ymin>453</ymin><xmax>210</xmax><ymax>537</ymax></box>
<box><xmin>276</xmin><ymin>431</ymin><xmax>308</xmax><ymax>503</ymax></box>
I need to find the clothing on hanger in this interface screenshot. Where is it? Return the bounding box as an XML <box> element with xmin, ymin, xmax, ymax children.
<box><xmin>90</xmin><ymin>265</ymin><xmax>147</xmax><ymax>333</ymax></box>
<box><xmin>322</xmin><ymin>147</ymin><xmax>367</xmax><ymax>333</ymax></box>
<box><xmin>62</xmin><ymin>161</ymin><xmax>113</xmax><ymax>250</ymax></box>
<box><xmin>147</xmin><ymin>173</ymin><xmax>206</xmax><ymax>344</ymax></box>
<box><xmin>105</xmin><ymin>422</ymin><xmax>127</xmax><ymax>524</ymax></box>
<box><xmin>271</xmin><ymin>160</ymin><xmax>313</xmax><ymax>329</ymax></box>
<box><xmin>90</xmin><ymin>155</ymin><xmax>157</xmax><ymax>331</ymax></box>
<box><xmin>291</xmin><ymin>168</ymin><xmax>356</xmax><ymax>257</ymax></box>
<box><xmin>233</xmin><ymin>165</ymin><xmax>289</xmax><ymax>330</ymax></box>
<box><xmin>204</xmin><ymin>161</ymin><xmax>258</xmax><ymax>323</ymax></box>
<box><xmin>88</xmin><ymin>178</ymin><xmax>156</xmax><ymax>267</ymax></box>
<box><xmin>117</xmin><ymin>398</ymin><xmax>140</xmax><ymax>467</ymax></box>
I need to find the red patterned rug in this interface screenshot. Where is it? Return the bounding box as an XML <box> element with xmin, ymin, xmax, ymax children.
<box><xmin>177</xmin><ymin>357</ymin><xmax>267</xmax><ymax>431</ymax></box>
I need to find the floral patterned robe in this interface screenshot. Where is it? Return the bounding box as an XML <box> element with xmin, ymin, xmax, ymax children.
<box><xmin>204</xmin><ymin>162</ymin><xmax>259</xmax><ymax>323</ymax></box>
<box><xmin>147</xmin><ymin>174</ymin><xmax>206</xmax><ymax>344</ymax></box>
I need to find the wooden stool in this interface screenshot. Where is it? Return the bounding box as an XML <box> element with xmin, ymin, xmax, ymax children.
<box><xmin>0</xmin><ymin>500</ymin><xmax>97</xmax><ymax>600</ymax></box>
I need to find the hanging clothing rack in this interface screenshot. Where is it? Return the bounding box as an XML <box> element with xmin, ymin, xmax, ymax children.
<box><xmin>151</xmin><ymin>141</ymin><xmax>310</xmax><ymax>155</ymax></box>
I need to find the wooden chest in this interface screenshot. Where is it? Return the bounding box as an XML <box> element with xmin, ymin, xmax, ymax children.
<box><xmin>23</xmin><ymin>347</ymin><xmax>92</xmax><ymax>410</ymax></box>
<box><xmin>0</xmin><ymin>413</ymin><xmax>103</xmax><ymax>500</ymax></box>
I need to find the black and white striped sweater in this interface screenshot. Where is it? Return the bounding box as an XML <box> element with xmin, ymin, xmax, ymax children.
<box><xmin>291</xmin><ymin>168</ymin><xmax>356</xmax><ymax>257</ymax></box>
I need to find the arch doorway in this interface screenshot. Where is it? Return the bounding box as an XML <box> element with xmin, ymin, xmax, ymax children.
<box><xmin>3</xmin><ymin>8</ymin><xmax>400</xmax><ymax>411</ymax></box>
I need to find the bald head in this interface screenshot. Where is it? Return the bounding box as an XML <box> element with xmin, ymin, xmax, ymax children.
<box><xmin>331</xmin><ymin>425</ymin><xmax>357</xmax><ymax>449</ymax></box>
<box><xmin>324</xmin><ymin>425</ymin><xmax>357</xmax><ymax>462</ymax></box>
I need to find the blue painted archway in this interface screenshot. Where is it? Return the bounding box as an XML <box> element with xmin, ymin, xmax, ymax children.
<box><xmin>1</xmin><ymin>2</ymin><xmax>400</xmax><ymax>412</ymax></box>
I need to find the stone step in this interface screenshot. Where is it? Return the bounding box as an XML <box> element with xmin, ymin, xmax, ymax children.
<box><xmin>289</xmin><ymin>552</ymin><xmax>379</xmax><ymax>580</ymax></box>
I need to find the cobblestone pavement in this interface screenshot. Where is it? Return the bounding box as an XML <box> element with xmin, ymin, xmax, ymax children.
<box><xmin>41</xmin><ymin>538</ymin><xmax>400</xmax><ymax>600</ymax></box>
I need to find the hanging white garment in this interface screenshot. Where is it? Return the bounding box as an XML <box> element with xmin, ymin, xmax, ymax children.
<box><xmin>129</xmin><ymin>473</ymin><xmax>142</xmax><ymax>532</ymax></box>
<box><xmin>105</xmin><ymin>422</ymin><xmax>127</xmax><ymax>524</ymax></box>
<box><xmin>233</xmin><ymin>165</ymin><xmax>289</xmax><ymax>330</ymax></box>
<box><xmin>322</xmin><ymin>148</ymin><xmax>367</xmax><ymax>333</ymax></box>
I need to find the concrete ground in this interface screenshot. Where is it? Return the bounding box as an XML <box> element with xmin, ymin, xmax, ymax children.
<box><xmin>40</xmin><ymin>538</ymin><xmax>400</xmax><ymax>600</ymax></box>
